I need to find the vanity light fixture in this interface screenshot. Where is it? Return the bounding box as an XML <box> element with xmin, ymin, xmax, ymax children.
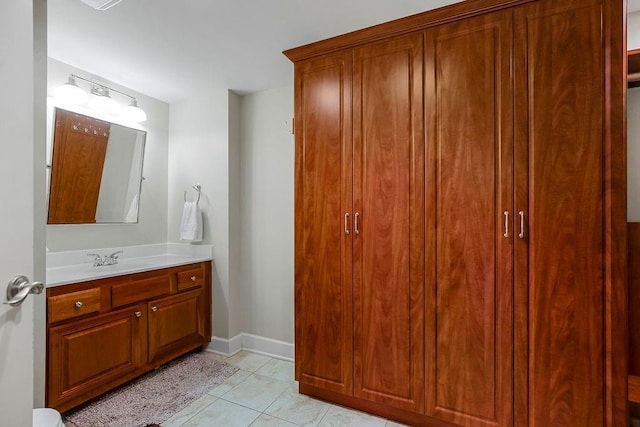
<box><xmin>89</xmin><ymin>85</ymin><xmax>120</xmax><ymax>115</ymax></box>
<box><xmin>53</xmin><ymin>74</ymin><xmax>148</xmax><ymax>123</ymax></box>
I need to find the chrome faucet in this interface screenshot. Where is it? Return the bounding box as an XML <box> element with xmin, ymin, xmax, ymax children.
<box><xmin>87</xmin><ymin>250</ymin><xmax>123</xmax><ymax>267</ymax></box>
<box><xmin>104</xmin><ymin>250</ymin><xmax>123</xmax><ymax>265</ymax></box>
<box><xmin>87</xmin><ymin>253</ymin><xmax>104</xmax><ymax>267</ymax></box>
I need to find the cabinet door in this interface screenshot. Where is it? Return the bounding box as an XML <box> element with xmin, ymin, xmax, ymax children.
<box><xmin>148</xmin><ymin>290</ymin><xmax>206</xmax><ymax>365</ymax></box>
<box><xmin>47</xmin><ymin>305</ymin><xmax>146</xmax><ymax>412</ymax></box>
<box><xmin>424</xmin><ymin>11</ymin><xmax>513</xmax><ymax>427</ymax></box>
<box><xmin>294</xmin><ymin>51</ymin><xmax>354</xmax><ymax>395</ymax></box>
<box><xmin>352</xmin><ymin>33</ymin><xmax>424</xmax><ymax>413</ymax></box>
<box><xmin>514</xmin><ymin>1</ymin><xmax>608</xmax><ymax>425</ymax></box>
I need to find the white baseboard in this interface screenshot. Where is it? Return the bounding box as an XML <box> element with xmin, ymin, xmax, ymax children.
<box><xmin>207</xmin><ymin>333</ymin><xmax>294</xmax><ymax>362</ymax></box>
<box><xmin>208</xmin><ymin>334</ymin><xmax>243</xmax><ymax>356</ymax></box>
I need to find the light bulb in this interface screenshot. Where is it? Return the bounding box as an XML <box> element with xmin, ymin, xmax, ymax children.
<box><xmin>123</xmin><ymin>99</ymin><xmax>147</xmax><ymax>122</ymax></box>
<box><xmin>54</xmin><ymin>76</ymin><xmax>88</xmax><ymax>105</ymax></box>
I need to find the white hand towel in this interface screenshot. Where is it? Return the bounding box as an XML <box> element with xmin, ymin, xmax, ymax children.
<box><xmin>180</xmin><ymin>201</ymin><xmax>203</xmax><ymax>242</ymax></box>
<box><xmin>124</xmin><ymin>194</ymin><xmax>139</xmax><ymax>223</ymax></box>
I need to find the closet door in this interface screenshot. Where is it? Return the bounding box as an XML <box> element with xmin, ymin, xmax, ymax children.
<box><xmin>352</xmin><ymin>33</ymin><xmax>425</xmax><ymax>413</ymax></box>
<box><xmin>424</xmin><ymin>10</ymin><xmax>513</xmax><ymax>427</ymax></box>
<box><xmin>514</xmin><ymin>0</ymin><xmax>612</xmax><ymax>425</ymax></box>
<box><xmin>294</xmin><ymin>51</ymin><xmax>354</xmax><ymax>395</ymax></box>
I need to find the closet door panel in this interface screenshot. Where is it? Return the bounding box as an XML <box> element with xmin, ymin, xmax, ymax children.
<box><xmin>353</xmin><ymin>33</ymin><xmax>425</xmax><ymax>413</ymax></box>
<box><xmin>514</xmin><ymin>1</ymin><xmax>604</xmax><ymax>425</ymax></box>
<box><xmin>425</xmin><ymin>11</ymin><xmax>513</xmax><ymax>427</ymax></box>
<box><xmin>294</xmin><ymin>52</ymin><xmax>353</xmax><ymax>395</ymax></box>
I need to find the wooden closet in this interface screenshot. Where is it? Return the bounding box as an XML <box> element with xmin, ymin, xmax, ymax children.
<box><xmin>285</xmin><ymin>0</ymin><xmax>626</xmax><ymax>426</ymax></box>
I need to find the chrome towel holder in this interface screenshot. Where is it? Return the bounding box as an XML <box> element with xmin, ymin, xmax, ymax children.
<box><xmin>184</xmin><ymin>183</ymin><xmax>201</xmax><ymax>204</ymax></box>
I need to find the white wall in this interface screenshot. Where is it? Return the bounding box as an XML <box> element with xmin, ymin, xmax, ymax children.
<box><xmin>630</xmin><ymin>12</ymin><xmax>640</xmax><ymax>50</ymax></box>
<box><xmin>240</xmin><ymin>86</ymin><xmax>294</xmax><ymax>343</ymax></box>
<box><xmin>630</xmin><ymin>87</ymin><xmax>640</xmax><ymax>221</ymax></box>
<box><xmin>46</xmin><ymin>58</ymin><xmax>170</xmax><ymax>251</ymax></box>
<box><xmin>168</xmin><ymin>90</ymin><xmax>242</xmax><ymax>340</ymax></box>
<box><xmin>631</xmin><ymin>13</ymin><xmax>640</xmax><ymax>220</ymax></box>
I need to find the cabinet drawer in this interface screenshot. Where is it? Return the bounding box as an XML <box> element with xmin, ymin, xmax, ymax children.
<box><xmin>48</xmin><ymin>288</ymin><xmax>101</xmax><ymax>324</ymax></box>
<box><xmin>111</xmin><ymin>275</ymin><xmax>172</xmax><ymax>308</ymax></box>
<box><xmin>176</xmin><ymin>267</ymin><xmax>204</xmax><ymax>291</ymax></box>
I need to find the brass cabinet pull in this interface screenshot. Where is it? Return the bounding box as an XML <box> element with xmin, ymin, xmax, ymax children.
<box><xmin>134</xmin><ymin>311</ymin><xmax>141</xmax><ymax>318</ymax></box>
<box><xmin>151</xmin><ymin>306</ymin><xmax>158</xmax><ymax>312</ymax></box>
<box><xmin>75</xmin><ymin>301</ymin><xmax>83</xmax><ymax>308</ymax></box>
<box><xmin>519</xmin><ymin>211</ymin><xmax>526</xmax><ymax>239</ymax></box>
<box><xmin>503</xmin><ymin>211</ymin><xmax>510</xmax><ymax>238</ymax></box>
<box><xmin>354</xmin><ymin>212</ymin><xmax>360</xmax><ymax>235</ymax></box>
<box><xmin>190</xmin><ymin>276</ymin><xmax>196</xmax><ymax>282</ymax></box>
<box><xmin>344</xmin><ymin>213</ymin><xmax>350</xmax><ymax>235</ymax></box>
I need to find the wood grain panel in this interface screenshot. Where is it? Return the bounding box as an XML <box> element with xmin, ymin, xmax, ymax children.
<box><xmin>514</xmin><ymin>1</ymin><xmax>605</xmax><ymax>425</ymax></box>
<box><xmin>294</xmin><ymin>51</ymin><xmax>353</xmax><ymax>395</ymax></box>
<box><xmin>425</xmin><ymin>10</ymin><xmax>513</xmax><ymax>427</ymax></box>
<box><xmin>47</xmin><ymin>287</ymin><xmax>101</xmax><ymax>324</ymax></box>
<box><xmin>148</xmin><ymin>290</ymin><xmax>204</xmax><ymax>365</ymax></box>
<box><xmin>47</xmin><ymin>306</ymin><xmax>145</xmax><ymax>412</ymax></box>
<box><xmin>630</xmin><ymin>223</ymin><xmax>640</xmax><ymax>376</ymax></box>
<box><xmin>283</xmin><ymin>0</ymin><xmax>535</xmax><ymax>62</ymax></box>
<box><xmin>48</xmin><ymin>108</ymin><xmax>110</xmax><ymax>224</ymax></box>
<box><xmin>111</xmin><ymin>274</ymin><xmax>173</xmax><ymax>308</ymax></box>
<box><xmin>352</xmin><ymin>33</ymin><xmax>424</xmax><ymax>413</ymax></box>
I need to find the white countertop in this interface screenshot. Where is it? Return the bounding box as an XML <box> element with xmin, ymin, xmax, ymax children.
<box><xmin>46</xmin><ymin>243</ymin><xmax>213</xmax><ymax>287</ymax></box>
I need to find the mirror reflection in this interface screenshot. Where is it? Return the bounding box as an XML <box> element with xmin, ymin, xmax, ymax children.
<box><xmin>47</xmin><ymin>107</ymin><xmax>146</xmax><ymax>224</ymax></box>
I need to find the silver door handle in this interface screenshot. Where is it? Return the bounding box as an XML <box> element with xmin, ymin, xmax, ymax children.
<box><xmin>519</xmin><ymin>211</ymin><xmax>525</xmax><ymax>239</ymax></box>
<box><xmin>503</xmin><ymin>211</ymin><xmax>510</xmax><ymax>238</ymax></box>
<box><xmin>354</xmin><ymin>212</ymin><xmax>360</xmax><ymax>235</ymax></box>
<box><xmin>4</xmin><ymin>275</ymin><xmax>44</xmax><ymax>306</ymax></box>
<box><xmin>344</xmin><ymin>213</ymin><xmax>350</xmax><ymax>235</ymax></box>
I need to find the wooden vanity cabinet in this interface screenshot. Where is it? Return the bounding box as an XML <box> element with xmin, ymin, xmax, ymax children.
<box><xmin>46</xmin><ymin>261</ymin><xmax>212</xmax><ymax>413</ymax></box>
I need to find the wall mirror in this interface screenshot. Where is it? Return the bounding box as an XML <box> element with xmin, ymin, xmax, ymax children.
<box><xmin>47</xmin><ymin>107</ymin><xmax>146</xmax><ymax>224</ymax></box>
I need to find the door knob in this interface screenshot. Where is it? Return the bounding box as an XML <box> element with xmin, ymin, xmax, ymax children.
<box><xmin>4</xmin><ymin>275</ymin><xmax>44</xmax><ymax>306</ymax></box>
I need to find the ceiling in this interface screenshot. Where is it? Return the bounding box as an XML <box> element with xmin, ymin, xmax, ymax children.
<box><xmin>48</xmin><ymin>0</ymin><xmax>640</xmax><ymax>104</ymax></box>
<box><xmin>48</xmin><ymin>0</ymin><xmax>463</xmax><ymax>103</ymax></box>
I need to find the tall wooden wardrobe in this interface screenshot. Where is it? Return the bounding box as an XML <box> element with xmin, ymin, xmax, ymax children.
<box><xmin>284</xmin><ymin>0</ymin><xmax>627</xmax><ymax>426</ymax></box>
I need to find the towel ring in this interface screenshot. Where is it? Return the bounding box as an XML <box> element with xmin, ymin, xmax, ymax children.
<box><xmin>184</xmin><ymin>184</ymin><xmax>201</xmax><ymax>204</ymax></box>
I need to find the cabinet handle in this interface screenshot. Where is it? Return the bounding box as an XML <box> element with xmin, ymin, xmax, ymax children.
<box><xmin>151</xmin><ymin>306</ymin><xmax>158</xmax><ymax>312</ymax></box>
<box><xmin>503</xmin><ymin>211</ymin><xmax>510</xmax><ymax>238</ymax></box>
<box><xmin>518</xmin><ymin>211</ymin><xmax>525</xmax><ymax>239</ymax></box>
<box><xmin>354</xmin><ymin>212</ymin><xmax>360</xmax><ymax>235</ymax></box>
<box><xmin>344</xmin><ymin>213</ymin><xmax>350</xmax><ymax>235</ymax></box>
<box><xmin>75</xmin><ymin>301</ymin><xmax>83</xmax><ymax>308</ymax></box>
<box><xmin>134</xmin><ymin>311</ymin><xmax>141</xmax><ymax>318</ymax></box>
<box><xmin>190</xmin><ymin>276</ymin><xmax>196</xmax><ymax>282</ymax></box>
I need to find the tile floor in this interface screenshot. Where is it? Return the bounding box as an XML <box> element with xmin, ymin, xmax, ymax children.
<box><xmin>63</xmin><ymin>350</ymin><xmax>408</xmax><ymax>427</ymax></box>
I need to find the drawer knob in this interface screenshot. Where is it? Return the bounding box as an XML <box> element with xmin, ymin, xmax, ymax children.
<box><xmin>75</xmin><ymin>301</ymin><xmax>83</xmax><ymax>308</ymax></box>
<box><xmin>151</xmin><ymin>306</ymin><xmax>158</xmax><ymax>312</ymax></box>
<box><xmin>190</xmin><ymin>276</ymin><xmax>196</xmax><ymax>282</ymax></box>
<box><xmin>134</xmin><ymin>311</ymin><xmax>141</xmax><ymax>318</ymax></box>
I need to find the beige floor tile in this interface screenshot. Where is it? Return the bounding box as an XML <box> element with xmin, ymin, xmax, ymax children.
<box><xmin>207</xmin><ymin>369</ymin><xmax>253</xmax><ymax>397</ymax></box>
<box><xmin>227</xmin><ymin>351</ymin><xmax>273</xmax><ymax>372</ymax></box>
<box><xmin>180</xmin><ymin>398</ymin><xmax>260</xmax><ymax>427</ymax></box>
<box><xmin>265</xmin><ymin>385</ymin><xmax>331</xmax><ymax>426</ymax></box>
<box><xmin>385</xmin><ymin>421</ymin><xmax>410</xmax><ymax>426</ymax></box>
<box><xmin>161</xmin><ymin>393</ymin><xmax>217</xmax><ymax>427</ymax></box>
<box><xmin>249</xmin><ymin>413</ymin><xmax>299</xmax><ymax>426</ymax></box>
<box><xmin>255</xmin><ymin>358</ymin><xmax>295</xmax><ymax>383</ymax></box>
<box><xmin>221</xmin><ymin>373</ymin><xmax>289</xmax><ymax>412</ymax></box>
<box><xmin>319</xmin><ymin>405</ymin><xmax>387</xmax><ymax>427</ymax></box>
